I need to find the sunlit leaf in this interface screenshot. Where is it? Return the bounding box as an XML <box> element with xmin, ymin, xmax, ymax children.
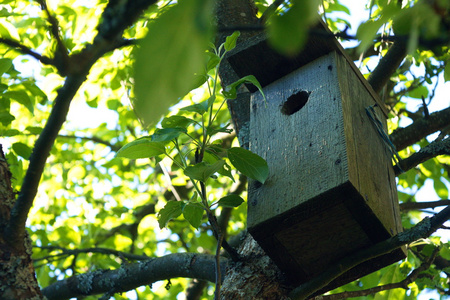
<box><xmin>116</xmin><ymin>138</ymin><xmax>166</xmax><ymax>159</ymax></box>
<box><xmin>224</xmin><ymin>31</ymin><xmax>240</xmax><ymax>52</ymax></box>
<box><xmin>133</xmin><ymin>0</ymin><xmax>212</xmax><ymax>127</ymax></box>
<box><xmin>161</xmin><ymin>116</ymin><xmax>195</xmax><ymax>129</ymax></box>
<box><xmin>158</xmin><ymin>201</ymin><xmax>183</xmax><ymax>229</ymax></box>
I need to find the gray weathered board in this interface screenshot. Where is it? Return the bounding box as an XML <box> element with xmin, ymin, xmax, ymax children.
<box><xmin>247</xmin><ymin>50</ymin><xmax>404</xmax><ymax>288</ymax></box>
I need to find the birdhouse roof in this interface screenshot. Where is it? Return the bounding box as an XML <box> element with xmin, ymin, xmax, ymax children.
<box><xmin>225</xmin><ymin>19</ymin><xmax>388</xmax><ymax>116</ymax></box>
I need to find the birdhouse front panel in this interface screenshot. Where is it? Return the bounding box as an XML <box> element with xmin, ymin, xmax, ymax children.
<box><xmin>247</xmin><ymin>50</ymin><xmax>404</xmax><ymax>286</ymax></box>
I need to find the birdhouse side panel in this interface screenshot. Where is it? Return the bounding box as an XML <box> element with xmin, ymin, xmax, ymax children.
<box><xmin>335</xmin><ymin>53</ymin><xmax>402</xmax><ymax>239</ymax></box>
<box><xmin>248</xmin><ymin>53</ymin><xmax>349</xmax><ymax>230</ymax></box>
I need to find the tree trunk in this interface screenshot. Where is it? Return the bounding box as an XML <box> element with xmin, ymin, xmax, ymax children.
<box><xmin>0</xmin><ymin>145</ymin><xmax>44</xmax><ymax>299</ymax></box>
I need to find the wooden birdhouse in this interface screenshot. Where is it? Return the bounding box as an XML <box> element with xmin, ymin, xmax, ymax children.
<box><xmin>223</xmin><ymin>21</ymin><xmax>405</xmax><ymax>292</ymax></box>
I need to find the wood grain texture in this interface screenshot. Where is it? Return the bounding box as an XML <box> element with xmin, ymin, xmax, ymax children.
<box><xmin>247</xmin><ymin>51</ymin><xmax>404</xmax><ymax>287</ymax></box>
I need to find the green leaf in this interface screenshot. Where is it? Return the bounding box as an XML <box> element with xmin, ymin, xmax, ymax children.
<box><xmin>0</xmin><ymin>19</ymin><xmax>20</xmax><ymax>40</ymax></box>
<box><xmin>440</xmin><ymin>244</ymin><xmax>450</xmax><ymax>260</ymax></box>
<box><xmin>1</xmin><ymin>129</ymin><xmax>20</xmax><ymax>136</ymax></box>
<box><xmin>444</xmin><ymin>63</ymin><xmax>450</xmax><ymax>82</ymax></box>
<box><xmin>218</xmin><ymin>194</ymin><xmax>244</xmax><ymax>208</ymax></box>
<box><xmin>206</xmin><ymin>51</ymin><xmax>220</xmax><ymax>72</ymax></box>
<box><xmin>161</xmin><ymin>116</ymin><xmax>195</xmax><ymax>129</ymax></box>
<box><xmin>133</xmin><ymin>0</ymin><xmax>212</xmax><ymax>127</ymax></box>
<box><xmin>184</xmin><ymin>160</ymin><xmax>225</xmax><ymax>182</ymax></box>
<box><xmin>12</xmin><ymin>142</ymin><xmax>32</xmax><ymax>160</ymax></box>
<box><xmin>151</xmin><ymin>128</ymin><xmax>186</xmax><ymax>142</ymax></box>
<box><xmin>224</xmin><ymin>31</ymin><xmax>240</xmax><ymax>52</ymax></box>
<box><xmin>356</xmin><ymin>19</ymin><xmax>385</xmax><ymax>52</ymax></box>
<box><xmin>182</xmin><ymin>202</ymin><xmax>204</xmax><ymax>229</ymax></box>
<box><xmin>0</xmin><ymin>112</ymin><xmax>15</xmax><ymax>126</ymax></box>
<box><xmin>268</xmin><ymin>0</ymin><xmax>319</xmax><ymax>55</ymax></box>
<box><xmin>116</xmin><ymin>138</ymin><xmax>166</xmax><ymax>159</ymax></box>
<box><xmin>434</xmin><ymin>179</ymin><xmax>449</xmax><ymax>199</ymax></box>
<box><xmin>25</xmin><ymin>126</ymin><xmax>43</xmax><ymax>134</ymax></box>
<box><xmin>406</xmin><ymin>85</ymin><xmax>429</xmax><ymax>99</ymax></box>
<box><xmin>180</xmin><ymin>100</ymin><xmax>210</xmax><ymax>115</ymax></box>
<box><xmin>223</xmin><ymin>75</ymin><xmax>265</xmax><ymax>103</ymax></box>
<box><xmin>158</xmin><ymin>201</ymin><xmax>183</xmax><ymax>229</ymax></box>
<box><xmin>0</xmin><ymin>58</ymin><xmax>12</xmax><ymax>75</ymax></box>
<box><xmin>5</xmin><ymin>91</ymin><xmax>33</xmax><ymax>114</ymax></box>
<box><xmin>227</xmin><ymin>147</ymin><xmax>269</xmax><ymax>183</ymax></box>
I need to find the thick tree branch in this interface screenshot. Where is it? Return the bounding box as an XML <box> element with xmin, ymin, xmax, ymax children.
<box><xmin>394</xmin><ymin>136</ymin><xmax>450</xmax><ymax>175</ymax></box>
<box><xmin>289</xmin><ymin>205</ymin><xmax>450</xmax><ymax>299</ymax></box>
<box><xmin>391</xmin><ymin>107</ymin><xmax>450</xmax><ymax>151</ymax></box>
<box><xmin>41</xmin><ymin>253</ymin><xmax>227</xmax><ymax>300</ymax></box>
<box><xmin>367</xmin><ymin>39</ymin><xmax>407</xmax><ymax>94</ymax></box>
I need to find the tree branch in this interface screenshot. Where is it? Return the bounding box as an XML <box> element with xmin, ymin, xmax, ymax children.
<box><xmin>316</xmin><ymin>247</ymin><xmax>440</xmax><ymax>300</ymax></box>
<box><xmin>34</xmin><ymin>245</ymin><xmax>150</xmax><ymax>263</ymax></box>
<box><xmin>4</xmin><ymin>0</ymin><xmax>159</xmax><ymax>251</ymax></box>
<box><xmin>400</xmin><ymin>199</ymin><xmax>450</xmax><ymax>212</ymax></box>
<box><xmin>0</xmin><ymin>37</ymin><xmax>54</xmax><ymax>66</ymax></box>
<box><xmin>5</xmin><ymin>74</ymin><xmax>89</xmax><ymax>250</ymax></box>
<box><xmin>289</xmin><ymin>205</ymin><xmax>450</xmax><ymax>299</ymax></box>
<box><xmin>391</xmin><ymin>107</ymin><xmax>450</xmax><ymax>151</ymax></box>
<box><xmin>394</xmin><ymin>136</ymin><xmax>450</xmax><ymax>175</ymax></box>
<box><xmin>367</xmin><ymin>39</ymin><xmax>407</xmax><ymax>94</ymax></box>
<box><xmin>41</xmin><ymin>253</ymin><xmax>227</xmax><ymax>300</ymax></box>
<box><xmin>57</xmin><ymin>134</ymin><xmax>121</xmax><ymax>152</ymax></box>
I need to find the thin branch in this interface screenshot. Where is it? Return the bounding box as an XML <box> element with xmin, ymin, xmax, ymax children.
<box><xmin>391</xmin><ymin>107</ymin><xmax>450</xmax><ymax>151</ymax></box>
<box><xmin>41</xmin><ymin>253</ymin><xmax>228</xmax><ymax>300</ymax></box>
<box><xmin>289</xmin><ymin>205</ymin><xmax>450</xmax><ymax>299</ymax></box>
<box><xmin>394</xmin><ymin>137</ymin><xmax>450</xmax><ymax>175</ymax></box>
<box><xmin>34</xmin><ymin>245</ymin><xmax>150</xmax><ymax>262</ymax></box>
<box><xmin>35</xmin><ymin>0</ymin><xmax>69</xmax><ymax>64</ymax></box>
<box><xmin>0</xmin><ymin>37</ymin><xmax>54</xmax><ymax>65</ymax></box>
<box><xmin>316</xmin><ymin>248</ymin><xmax>440</xmax><ymax>300</ymax></box>
<box><xmin>57</xmin><ymin>134</ymin><xmax>121</xmax><ymax>152</ymax></box>
<box><xmin>400</xmin><ymin>199</ymin><xmax>450</xmax><ymax>212</ymax></box>
<box><xmin>260</xmin><ymin>0</ymin><xmax>285</xmax><ymax>23</ymax></box>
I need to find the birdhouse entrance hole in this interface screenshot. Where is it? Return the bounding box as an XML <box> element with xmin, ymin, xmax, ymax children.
<box><xmin>281</xmin><ymin>90</ymin><xmax>310</xmax><ymax>115</ymax></box>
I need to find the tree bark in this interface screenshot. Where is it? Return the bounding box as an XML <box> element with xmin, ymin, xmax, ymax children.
<box><xmin>0</xmin><ymin>145</ymin><xmax>45</xmax><ymax>299</ymax></box>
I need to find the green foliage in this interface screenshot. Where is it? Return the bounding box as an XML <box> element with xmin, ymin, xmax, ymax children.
<box><xmin>118</xmin><ymin>33</ymin><xmax>269</xmax><ymax>230</ymax></box>
<box><xmin>1</xmin><ymin>0</ymin><xmax>449</xmax><ymax>299</ymax></box>
<box><xmin>133</xmin><ymin>0</ymin><xmax>213</xmax><ymax>127</ymax></box>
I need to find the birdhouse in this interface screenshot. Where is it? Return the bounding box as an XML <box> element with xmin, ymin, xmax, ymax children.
<box><xmin>223</xmin><ymin>22</ymin><xmax>405</xmax><ymax>292</ymax></box>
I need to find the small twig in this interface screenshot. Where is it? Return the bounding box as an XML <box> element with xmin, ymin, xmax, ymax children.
<box><xmin>0</xmin><ymin>37</ymin><xmax>54</xmax><ymax>65</ymax></box>
<box><xmin>260</xmin><ymin>0</ymin><xmax>286</xmax><ymax>23</ymax></box>
<box><xmin>35</xmin><ymin>0</ymin><xmax>69</xmax><ymax>61</ymax></box>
